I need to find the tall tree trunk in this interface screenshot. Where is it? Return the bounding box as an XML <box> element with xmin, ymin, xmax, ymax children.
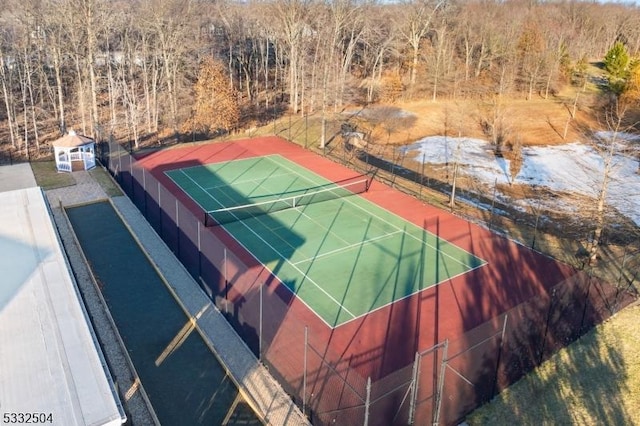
<box><xmin>71</xmin><ymin>37</ymin><xmax>88</xmax><ymax>134</ymax></box>
<box><xmin>589</xmin><ymin>106</ymin><xmax>623</xmax><ymax>265</ymax></box>
<box><xmin>84</xmin><ymin>1</ymin><xmax>100</xmax><ymax>137</ymax></box>
<box><xmin>0</xmin><ymin>51</ymin><xmax>18</xmax><ymax>148</ymax></box>
<box><xmin>52</xmin><ymin>45</ymin><xmax>66</xmax><ymax>133</ymax></box>
<box><xmin>25</xmin><ymin>55</ymin><xmax>39</xmax><ymax>151</ymax></box>
<box><xmin>106</xmin><ymin>40</ymin><xmax>117</xmax><ymax>133</ymax></box>
<box><xmin>590</xmin><ymin>131</ymin><xmax>617</xmax><ymax>264</ymax></box>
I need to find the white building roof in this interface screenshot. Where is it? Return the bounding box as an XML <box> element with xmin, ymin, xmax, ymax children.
<box><xmin>53</xmin><ymin>130</ymin><xmax>94</xmax><ymax>148</ymax></box>
<box><xmin>0</xmin><ymin>163</ymin><xmax>37</xmax><ymax>192</ymax></box>
<box><xmin>0</xmin><ymin>187</ymin><xmax>125</xmax><ymax>426</ymax></box>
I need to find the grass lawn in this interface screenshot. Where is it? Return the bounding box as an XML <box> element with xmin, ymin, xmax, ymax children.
<box><xmin>466</xmin><ymin>304</ymin><xmax>640</xmax><ymax>425</ymax></box>
<box><xmin>30</xmin><ymin>161</ymin><xmax>122</xmax><ymax>198</ymax></box>
<box><xmin>89</xmin><ymin>166</ymin><xmax>122</xmax><ymax>197</ymax></box>
<box><xmin>30</xmin><ymin>160</ymin><xmax>75</xmax><ymax>190</ymax></box>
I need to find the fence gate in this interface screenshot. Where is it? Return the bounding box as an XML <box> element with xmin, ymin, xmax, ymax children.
<box><xmin>408</xmin><ymin>341</ymin><xmax>448</xmax><ymax>425</ymax></box>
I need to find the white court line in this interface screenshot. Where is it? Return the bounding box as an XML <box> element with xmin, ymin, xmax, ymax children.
<box><xmin>271</xmin><ymin>156</ymin><xmax>484</xmax><ymax>270</ymax></box>
<box><xmin>168</xmin><ymin>155</ymin><xmax>301</xmax><ymax>192</ymax></box>
<box><xmin>176</xmin><ymin>167</ymin><xmax>357</xmax><ymax>321</ymax></box>
<box><xmin>201</xmin><ymin>171</ymin><xmax>301</xmax><ymax>192</ymax></box>
<box><xmin>232</xmin><ymin>220</ymin><xmax>358</xmax><ymax>320</ymax></box>
<box><xmin>340</xmin><ymin>199</ymin><xmax>482</xmax><ymax>270</ymax></box>
<box><xmin>270</xmin><ymin>158</ymin><xmax>483</xmax><ymax>268</ymax></box>
<box><xmin>178</xmin><ymin>169</ymin><xmax>229</xmax><ymax>208</ymax></box>
<box><xmin>169</xmin><ymin>156</ymin><xmax>487</xmax><ymax>327</ymax></box>
<box><xmin>292</xmin><ymin>230</ymin><xmax>403</xmax><ymax>266</ymax></box>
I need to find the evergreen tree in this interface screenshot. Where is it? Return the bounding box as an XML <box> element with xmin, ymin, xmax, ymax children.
<box><xmin>604</xmin><ymin>41</ymin><xmax>630</xmax><ymax>82</ymax></box>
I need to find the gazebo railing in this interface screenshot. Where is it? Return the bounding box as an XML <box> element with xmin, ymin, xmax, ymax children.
<box><xmin>57</xmin><ymin>161</ymin><xmax>72</xmax><ymax>172</ymax></box>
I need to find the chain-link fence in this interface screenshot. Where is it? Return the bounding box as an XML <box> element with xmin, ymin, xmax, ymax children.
<box><xmin>101</xmin><ymin>136</ymin><xmax>636</xmax><ymax>425</ymax></box>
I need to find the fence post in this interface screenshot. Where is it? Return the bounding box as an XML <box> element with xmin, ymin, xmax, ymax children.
<box><xmin>408</xmin><ymin>351</ymin><xmax>421</xmax><ymax>424</ymax></box>
<box><xmin>531</xmin><ymin>197</ymin><xmax>542</xmax><ymax>250</ymax></box>
<box><xmin>157</xmin><ymin>182</ymin><xmax>162</xmax><ymax>239</ymax></box>
<box><xmin>142</xmin><ymin>168</ymin><xmax>147</xmax><ymax>216</ymax></box>
<box><xmin>259</xmin><ymin>277</ymin><xmax>263</xmax><ymax>360</ymax></box>
<box><xmin>433</xmin><ymin>339</ymin><xmax>448</xmax><ymax>426</ymax></box>
<box><xmin>539</xmin><ymin>287</ymin><xmax>557</xmax><ymax>363</ymax></box>
<box><xmin>118</xmin><ymin>144</ymin><xmax>122</xmax><ymax>180</ymax></box>
<box><xmin>491</xmin><ymin>314</ymin><xmax>509</xmax><ymax>398</ymax></box>
<box><xmin>130</xmin><ymin>161</ymin><xmax>134</xmax><ymax>194</ymax></box>
<box><xmin>419</xmin><ymin>154</ymin><xmax>426</xmax><ymax>200</ymax></box>
<box><xmin>363</xmin><ymin>377</ymin><xmax>371</xmax><ymax>426</ymax></box>
<box><xmin>197</xmin><ymin>221</ymin><xmax>202</xmax><ymax>281</ymax></box>
<box><xmin>489</xmin><ymin>178</ymin><xmax>497</xmax><ymax>229</ymax></box>
<box><xmin>224</xmin><ymin>248</ymin><xmax>229</xmax><ymax>315</ymax></box>
<box><xmin>175</xmin><ymin>199</ymin><xmax>180</xmax><ymax>257</ymax></box>
<box><xmin>579</xmin><ymin>273</ymin><xmax>593</xmax><ymax>333</ymax></box>
<box><xmin>303</xmin><ymin>326</ymin><xmax>308</xmax><ymax>416</ymax></box>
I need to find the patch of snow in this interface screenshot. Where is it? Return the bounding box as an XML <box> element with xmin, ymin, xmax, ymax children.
<box><xmin>400</xmin><ymin>136</ymin><xmax>640</xmax><ymax>226</ymax></box>
<box><xmin>344</xmin><ymin>107</ymin><xmax>417</xmax><ymax>119</ymax></box>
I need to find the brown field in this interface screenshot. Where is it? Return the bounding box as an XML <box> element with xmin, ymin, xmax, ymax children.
<box><xmin>355</xmin><ymin>93</ymin><xmax>598</xmax><ymax>148</ymax></box>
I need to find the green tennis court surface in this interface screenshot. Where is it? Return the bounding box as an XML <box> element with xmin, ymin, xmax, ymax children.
<box><xmin>166</xmin><ymin>155</ymin><xmax>486</xmax><ymax>327</ymax></box>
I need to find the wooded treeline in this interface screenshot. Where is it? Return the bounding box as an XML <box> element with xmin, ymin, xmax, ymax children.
<box><xmin>1</xmin><ymin>0</ymin><xmax>640</xmax><ymax>152</ymax></box>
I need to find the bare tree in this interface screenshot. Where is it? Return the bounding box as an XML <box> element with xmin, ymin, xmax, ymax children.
<box><xmin>142</xmin><ymin>0</ymin><xmax>199</xmax><ymax>134</ymax></box>
<box><xmin>587</xmin><ymin>99</ymin><xmax>630</xmax><ymax>265</ymax></box>
<box><xmin>427</xmin><ymin>14</ymin><xmax>452</xmax><ymax>101</ymax></box>
<box><xmin>358</xmin><ymin>10</ymin><xmax>397</xmax><ymax>104</ymax></box>
<box><xmin>445</xmin><ymin>104</ymin><xmax>468</xmax><ymax>208</ymax></box>
<box><xmin>396</xmin><ymin>0</ymin><xmax>446</xmax><ymax>95</ymax></box>
<box><xmin>273</xmin><ymin>0</ymin><xmax>311</xmax><ymax>114</ymax></box>
<box><xmin>479</xmin><ymin>94</ymin><xmax>511</xmax><ymax>156</ymax></box>
<box><xmin>0</xmin><ymin>33</ymin><xmax>19</xmax><ymax>149</ymax></box>
<box><xmin>516</xmin><ymin>21</ymin><xmax>547</xmax><ymax>100</ymax></box>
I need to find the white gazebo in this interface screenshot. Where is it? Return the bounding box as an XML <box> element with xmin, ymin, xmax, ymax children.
<box><xmin>53</xmin><ymin>130</ymin><xmax>96</xmax><ymax>172</ymax></box>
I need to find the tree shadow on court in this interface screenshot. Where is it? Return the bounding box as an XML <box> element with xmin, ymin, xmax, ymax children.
<box><xmin>294</xmin><ymin>216</ymin><xmax>455</xmax><ymax>425</ymax></box>
<box><xmin>117</xmin><ymin>150</ymin><xmax>309</xmax><ymax>364</ymax></box>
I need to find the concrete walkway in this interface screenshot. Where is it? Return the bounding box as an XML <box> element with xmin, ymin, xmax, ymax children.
<box><xmin>0</xmin><ymin>163</ymin><xmax>37</xmax><ymax>192</ymax></box>
<box><xmin>47</xmin><ymin>170</ymin><xmax>309</xmax><ymax>426</ymax></box>
<box><xmin>46</xmin><ymin>170</ymin><xmax>109</xmax><ymax>206</ymax></box>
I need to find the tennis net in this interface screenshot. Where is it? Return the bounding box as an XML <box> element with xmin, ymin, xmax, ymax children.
<box><xmin>204</xmin><ymin>174</ymin><xmax>370</xmax><ymax>226</ymax></box>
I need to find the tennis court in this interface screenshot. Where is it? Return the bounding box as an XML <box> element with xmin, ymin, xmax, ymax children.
<box><xmin>166</xmin><ymin>154</ymin><xmax>486</xmax><ymax>328</ymax></box>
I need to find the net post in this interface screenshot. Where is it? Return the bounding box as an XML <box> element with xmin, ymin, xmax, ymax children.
<box><xmin>205</xmin><ymin>174</ymin><xmax>369</xmax><ymax>225</ymax></box>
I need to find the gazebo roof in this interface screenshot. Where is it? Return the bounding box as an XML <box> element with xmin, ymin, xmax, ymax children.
<box><xmin>53</xmin><ymin>130</ymin><xmax>94</xmax><ymax>148</ymax></box>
